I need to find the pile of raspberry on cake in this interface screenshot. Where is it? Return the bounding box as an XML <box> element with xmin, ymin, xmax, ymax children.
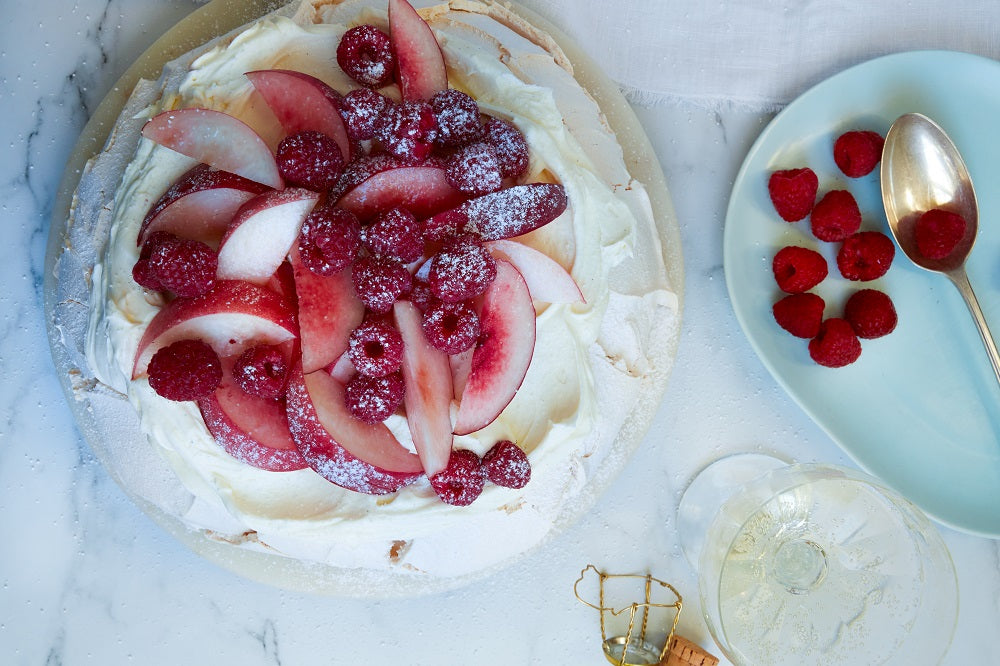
<box><xmin>128</xmin><ymin>0</ymin><xmax>581</xmax><ymax>506</ymax></box>
<box><xmin>76</xmin><ymin>0</ymin><xmax>679</xmax><ymax>582</ymax></box>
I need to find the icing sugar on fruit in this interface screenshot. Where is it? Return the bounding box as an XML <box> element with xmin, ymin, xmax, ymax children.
<box><xmin>83</xmin><ymin>0</ymin><xmax>677</xmax><ymax>583</ymax></box>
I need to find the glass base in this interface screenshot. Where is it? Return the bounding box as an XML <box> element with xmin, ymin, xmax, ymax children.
<box><xmin>676</xmin><ymin>452</ymin><xmax>788</xmax><ymax>568</ymax></box>
<box><xmin>771</xmin><ymin>538</ymin><xmax>828</xmax><ymax>594</ymax></box>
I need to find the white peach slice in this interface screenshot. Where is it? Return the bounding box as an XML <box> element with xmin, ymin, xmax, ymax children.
<box><xmin>388</xmin><ymin>0</ymin><xmax>448</xmax><ymax>102</ymax></box>
<box><xmin>265</xmin><ymin>260</ymin><xmax>297</xmax><ymax>305</ymax></box>
<box><xmin>198</xmin><ymin>354</ymin><xmax>306</xmax><ymax>472</ymax></box>
<box><xmin>141</xmin><ymin>108</ymin><xmax>283</xmax><ymax>189</ymax></box>
<box><xmin>200</xmin><ymin>392</ymin><xmax>305</xmax><ymax>471</ymax></box>
<box><xmin>288</xmin><ymin>244</ymin><xmax>365</xmax><ymax>374</ymax></box>
<box><xmin>328</xmin><ymin>351</ymin><xmax>356</xmax><ymax>383</ymax></box>
<box><xmin>132</xmin><ymin>280</ymin><xmax>297</xmax><ymax>378</ymax></box>
<box><xmin>486</xmin><ymin>239</ymin><xmax>584</xmax><ymax>304</ymax></box>
<box><xmin>303</xmin><ymin>369</ymin><xmax>423</xmax><ymax>474</ymax></box>
<box><xmin>217</xmin><ymin>189</ymin><xmax>319</xmax><ymax>284</ymax></box>
<box><xmin>394</xmin><ymin>301</ymin><xmax>454</xmax><ymax>477</ymax></box>
<box><xmin>285</xmin><ymin>363</ymin><xmax>422</xmax><ymax>494</ymax></box>
<box><xmin>336</xmin><ymin>165</ymin><xmax>465</xmax><ymax>222</ymax></box>
<box><xmin>245</xmin><ymin>69</ymin><xmax>352</xmax><ymax>163</ymax></box>
<box><xmin>449</xmin><ymin>347</ymin><xmax>474</xmax><ymax>400</ymax></box>
<box><xmin>452</xmin><ymin>259</ymin><xmax>535</xmax><ymax>435</ymax></box>
<box><xmin>138</xmin><ymin>164</ymin><xmax>269</xmax><ymax>248</ymax></box>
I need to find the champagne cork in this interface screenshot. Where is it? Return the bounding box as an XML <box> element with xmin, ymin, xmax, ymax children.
<box><xmin>660</xmin><ymin>635</ymin><xmax>719</xmax><ymax>666</ymax></box>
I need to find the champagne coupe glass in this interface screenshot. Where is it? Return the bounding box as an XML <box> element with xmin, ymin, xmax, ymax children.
<box><xmin>677</xmin><ymin>453</ymin><xmax>958</xmax><ymax>665</ymax></box>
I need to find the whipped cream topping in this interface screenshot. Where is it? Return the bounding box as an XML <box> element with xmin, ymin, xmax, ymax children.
<box><xmin>83</xmin><ymin>0</ymin><xmax>678</xmax><ymax>584</ymax></box>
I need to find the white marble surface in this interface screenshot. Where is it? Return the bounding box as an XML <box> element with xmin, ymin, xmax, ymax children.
<box><xmin>1</xmin><ymin>1</ymin><xmax>998</xmax><ymax>664</ymax></box>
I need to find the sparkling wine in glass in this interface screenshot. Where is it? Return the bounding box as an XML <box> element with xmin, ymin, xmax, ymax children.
<box><xmin>677</xmin><ymin>454</ymin><xmax>958</xmax><ymax>665</ymax></box>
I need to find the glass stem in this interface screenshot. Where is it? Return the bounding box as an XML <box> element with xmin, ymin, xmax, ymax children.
<box><xmin>770</xmin><ymin>538</ymin><xmax>828</xmax><ymax>594</ymax></box>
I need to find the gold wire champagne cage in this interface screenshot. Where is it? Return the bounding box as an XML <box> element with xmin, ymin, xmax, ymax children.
<box><xmin>574</xmin><ymin>565</ymin><xmax>717</xmax><ymax>666</ymax></box>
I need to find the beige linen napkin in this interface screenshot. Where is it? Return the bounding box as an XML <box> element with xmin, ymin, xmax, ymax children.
<box><xmin>517</xmin><ymin>0</ymin><xmax>1000</xmax><ymax>108</ymax></box>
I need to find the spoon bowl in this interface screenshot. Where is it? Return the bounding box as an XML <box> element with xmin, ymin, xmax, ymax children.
<box><xmin>881</xmin><ymin>112</ymin><xmax>1000</xmax><ymax>385</ymax></box>
<box><xmin>881</xmin><ymin>113</ymin><xmax>978</xmax><ymax>273</ymax></box>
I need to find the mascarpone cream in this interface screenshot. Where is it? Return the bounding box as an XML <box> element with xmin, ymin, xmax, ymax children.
<box><xmin>78</xmin><ymin>0</ymin><xmax>679</xmax><ymax>592</ymax></box>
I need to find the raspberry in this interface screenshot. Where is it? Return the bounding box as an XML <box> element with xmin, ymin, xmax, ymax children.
<box><xmin>837</xmin><ymin>231</ymin><xmax>895</xmax><ymax>281</ymax></box>
<box><xmin>482</xmin><ymin>116</ymin><xmax>529</xmax><ymax>180</ymax></box>
<box><xmin>915</xmin><ymin>208</ymin><xmax>966</xmax><ymax>260</ymax></box>
<box><xmin>834</xmin><ymin>130</ymin><xmax>884</xmax><ymax>178</ymax></box>
<box><xmin>482</xmin><ymin>440</ymin><xmax>531</xmax><ymax>489</ymax></box>
<box><xmin>408</xmin><ymin>278</ymin><xmax>437</xmax><ymax>312</ymax></box>
<box><xmin>444</xmin><ymin>141</ymin><xmax>503</xmax><ymax>196</ymax></box>
<box><xmin>768</xmin><ymin>168</ymin><xmax>818</xmax><ymax>222</ymax></box>
<box><xmin>422</xmin><ymin>300</ymin><xmax>481</xmax><ymax>354</ymax></box>
<box><xmin>374</xmin><ymin>100</ymin><xmax>438</xmax><ymax>163</ymax></box>
<box><xmin>336</xmin><ymin>25</ymin><xmax>395</xmax><ymax>88</ymax></box>
<box><xmin>352</xmin><ymin>255</ymin><xmax>413</xmax><ymax>313</ymax></box>
<box><xmin>428</xmin><ymin>235</ymin><xmax>497</xmax><ymax>302</ymax></box>
<box><xmin>363</xmin><ymin>207</ymin><xmax>424</xmax><ymax>263</ymax></box>
<box><xmin>146</xmin><ymin>235</ymin><xmax>218</xmax><ymax>298</ymax></box>
<box><xmin>844</xmin><ymin>289</ymin><xmax>897</xmax><ymax>339</ymax></box>
<box><xmin>139</xmin><ymin>230</ymin><xmax>177</xmax><ymax>257</ymax></box>
<box><xmin>232</xmin><ymin>344</ymin><xmax>289</xmax><ymax>399</ymax></box>
<box><xmin>147</xmin><ymin>339</ymin><xmax>222</xmax><ymax>401</ymax></box>
<box><xmin>431</xmin><ymin>89</ymin><xmax>483</xmax><ymax>148</ymax></box>
<box><xmin>298</xmin><ymin>204</ymin><xmax>361</xmax><ymax>275</ymax></box>
<box><xmin>276</xmin><ymin>130</ymin><xmax>344</xmax><ymax>191</ymax></box>
<box><xmin>810</xmin><ymin>189</ymin><xmax>861</xmax><ymax>242</ymax></box>
<box><xmin>772</xmin><ymin>246</ymin><xmax>828</xmax><ymax>294</ymax></box>
<box><xmin>348</xmin><ymin>318</ymin><xmax>404</xmax><ymax>377</ymax></box>
<box><xmin>133</xmin><ymin>231</ymin><xmax>178</xmax><ymax>291</ymax></box>
<box><xmin>344</xmin><ymin>372</ymin><xmax>405</xmax><ymax>424</ymax></box>
<box><xmin>808</xmin><ymin>318</ymin><xmax>862</xmax><ymax>368</ymax></box>
<box><xmin>772</xmin><ymin>292</ymin><xmax>825</xmax><ymax>338</ymax></box>
<box><xmin>421</xmin><ymin>208</ymin><xmax>469</xmax><ymax>243</ymax></box>
<box><xmin>430</xmin><ymin>449</ymin><xmax>485</xmax><ymax>506</ymax></box>
<box><xmin>132</xmin><ymin>258</ymin><xmax>162</xmax><ymax>291</ymax></box>
<box><xmin>339</xmin><ymin>88</ymin><xmax>391</xmax><ymax>141</ymax></box>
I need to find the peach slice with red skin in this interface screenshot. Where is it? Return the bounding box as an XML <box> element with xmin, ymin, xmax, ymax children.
<box><xmin>336</xmin><ymin>165</ymin><xmax>465</xmax><ymax>222</ymax></box>
<box><xmin>132</xmin><ymin>280</ymin><xmax>297</xmax><ymax>378</ymax></box>
<box><xmin>216</xmin><ymin>188</ymin><xmax>319</xmax><ymax>284</ymax></box>
<box><xmin>198</xmin><ymin>350</ymin><xmax>306</xmax><ymax>472</ymax></box>
<box><xmin>394</xmin><ymin>300</ymin><xmax>454</xmax><ymax>477</ymax></box>
<box><xmin>453</xmin><ymin>259</ymin><xmax>535</xmax><ymax>435</ymax></box>
<box><xmin>138</xmin><ymin>164</ymin><xmax>269</xmax><ymax>248</ymax></box>
<box><xmin>330</xmin><ymin>153</ymin><xmax>404</xmax><ymax>201</ymax></box>
<box><xmin>245</xmin><ymin>69</ymin><xmax>352</xmax><ymax>163</ymax></box>
<box><xmin>388</xmin><ymin>0</ymin><xmax>448</xmax><ymax>102</ymax></box>
<box><xmin>200</xmin><ymin>392</ymin><xmax>305</xmax><ymax>471</ymax></box>
<box><xmin>422</xmin><ymin>183</ymin><xmax>568</xmax><ymax>241</ymax></box>
<box><xmin>485</xmin><ymin>239</ymin><xmax>584</xmax><ymax>304</ymax></box>
<box><xmin>288</xmin><ymin>244</ymin><xmax>365</xmax><ymax>374</ymax></box>
<box><xmin>285</xmin><ymin>362</ymin><xmax>422</xmax><ymax>494</ymax></box>
<box><xmin>141</xmin><ymin>108</ymin><xmax>283</xmax><ymax>189</ymax></box>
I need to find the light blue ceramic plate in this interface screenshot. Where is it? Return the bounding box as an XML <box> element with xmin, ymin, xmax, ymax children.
<box><xmin>725</xmin><ymin>50</ymin><xmax>1000</xmax><ymax>537</ymax></box>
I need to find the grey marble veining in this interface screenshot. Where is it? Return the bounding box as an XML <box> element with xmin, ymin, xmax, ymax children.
<box><xmin>1</xmin><ymin>1</ymin><xmax>998</xmax><ymax>665</ymax></box>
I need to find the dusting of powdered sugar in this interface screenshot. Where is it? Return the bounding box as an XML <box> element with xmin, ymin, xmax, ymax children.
<box><xmin>68</xmin><ymin>0</ymin><xmax>680</xmax><ymax>596</ymax></box>
<box><xmin>464</xmin><ymin>184</ymin><xmax>566</xmax><ymax>240</ymax></box>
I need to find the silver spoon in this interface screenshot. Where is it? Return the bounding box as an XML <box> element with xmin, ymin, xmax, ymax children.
<box><xmin>881</xmin><ymin>112</ymin><xmax>1000</xmax><ymax>386</ymax></box>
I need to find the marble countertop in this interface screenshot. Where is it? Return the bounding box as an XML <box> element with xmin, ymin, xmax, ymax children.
<box><xmin>2</xmin><ymin>1</ymin><xmax>998</xmax><ymax>664</ymax></box>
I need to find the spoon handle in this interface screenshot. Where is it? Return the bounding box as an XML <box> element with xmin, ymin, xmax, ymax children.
<box><xmin>949</xmin><ymin>269</ymin><xmax>1000</xmax><ymax>388</ymax></box>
